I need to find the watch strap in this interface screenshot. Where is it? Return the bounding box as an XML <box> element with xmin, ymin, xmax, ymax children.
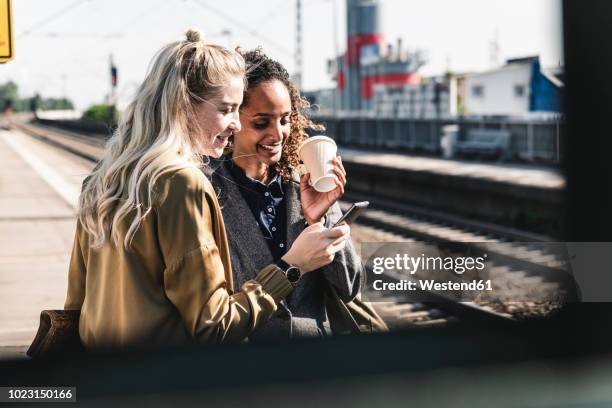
<box><xmin>275</xmin><ymin>258</ymin><xmax>291</xmax><ymax>272</ymax></box>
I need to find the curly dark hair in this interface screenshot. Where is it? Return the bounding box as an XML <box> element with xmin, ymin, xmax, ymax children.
<box><xmin>239</xmin><ymin>47</ymin><xmax>325</xmax><ymax>181</ymax></box>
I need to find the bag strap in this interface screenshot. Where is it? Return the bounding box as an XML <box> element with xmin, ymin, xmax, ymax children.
<box><xmin>324</xmin><ymin>283</ymin><xmax>388</xmax><ymax>335</ymax></box>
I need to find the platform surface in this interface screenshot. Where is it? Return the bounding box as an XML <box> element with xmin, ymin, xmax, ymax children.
<box><xmin>338</xmin><ymin>147</ymin><xmax>565</xmax><ymax>190</ymax></box>
<box><xmin>0</xmin><ymin>129</ymin><xmax>93</xmax><ymax>359</ymax></box>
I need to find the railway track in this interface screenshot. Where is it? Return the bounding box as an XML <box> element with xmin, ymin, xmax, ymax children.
<box><xmin>340</xmin><ymin>194</ymin><xmax>575</xmax><ymax>326</ymax></box>
<box><xmin>17</xmin><ymin>121</ymin><xmax>573</xmax><ymax>329</ymax></box>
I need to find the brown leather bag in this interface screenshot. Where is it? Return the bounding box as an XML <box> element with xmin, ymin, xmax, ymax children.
<box><xmin>324</xmin><ymin>285</ymin><xmax>388</xmax><ymax>335</ymax></box>
<box><xmin>27</xmin><ymin>310</ymin><xmax>84</xmax><ymax>358</ymax></box>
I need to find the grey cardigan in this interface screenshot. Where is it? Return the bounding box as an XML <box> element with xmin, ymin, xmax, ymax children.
<box><xmin>204</xmin><ymin>161</ymin><xmax>363</xmax><ymax>340</ymax></box>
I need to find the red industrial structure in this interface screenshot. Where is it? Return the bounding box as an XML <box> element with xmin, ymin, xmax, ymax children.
<box><xmin>335</xmin><ymin>0</ymin><xmax>425</xmax><ymax>111</ymax></box>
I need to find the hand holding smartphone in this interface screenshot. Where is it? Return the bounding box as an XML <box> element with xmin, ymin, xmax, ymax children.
<box><xmin>333</xmin><ymin>201</ymin><xmax>369</xmax><ymax>227</ymax></box>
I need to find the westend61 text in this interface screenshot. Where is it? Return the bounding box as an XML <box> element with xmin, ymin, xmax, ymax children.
<box><xmin>372</xmin><ymin>279</ymin><xmax>493</xmax><ymax>291</ymax></box>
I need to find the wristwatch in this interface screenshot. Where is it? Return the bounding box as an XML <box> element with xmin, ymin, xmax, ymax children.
<box><xmin>275</xmin><ymin>259</ymin><xmax>302</xmax><ymax>286</ymax></box>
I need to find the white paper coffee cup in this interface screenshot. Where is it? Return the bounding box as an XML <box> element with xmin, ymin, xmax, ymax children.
<box><xmin>298</xmin><ymin>135</ymin><xmax>338</xmax><ymax>193</ymax></box>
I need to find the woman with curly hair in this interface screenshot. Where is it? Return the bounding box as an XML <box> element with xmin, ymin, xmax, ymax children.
<box><xmin>207</xmin><ymin>48</ymin><xmax>363</xmax><ymax>340</ymax></box>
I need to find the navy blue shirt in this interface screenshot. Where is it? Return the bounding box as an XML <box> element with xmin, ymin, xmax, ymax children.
<box><xmin>225</xmin><ymin>160</ymin><xmax>288</xmax><ymax>261</ymax></box>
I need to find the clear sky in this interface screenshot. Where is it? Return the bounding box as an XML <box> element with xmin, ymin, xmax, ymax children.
<box><xmin>1</xmin><ymin>0</ymin><xmax>562</xmax><ymax>110</ymax></box>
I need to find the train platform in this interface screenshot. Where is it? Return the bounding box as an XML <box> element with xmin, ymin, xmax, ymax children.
<box><xmin>0</xmin><ymin>128</ymin><xmax>93</xmax><ymax>359</ymax></box>
<box><xmin>338</xmin><ymin>147</ymin><xmax>565</xmax><ymax>190</ymax></box>
<box><xmin>337</xmin><ymin>146</ymin><xmax>565</xmax><ymax>237</ymax></box>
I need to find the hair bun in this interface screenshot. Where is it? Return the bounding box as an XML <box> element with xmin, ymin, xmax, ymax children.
<box><xmin>185</xmin><ymin>29</ymin><xmax>203</xmax><ymax>43</ymax></box>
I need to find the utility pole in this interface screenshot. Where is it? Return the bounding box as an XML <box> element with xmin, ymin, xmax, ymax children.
<box><xmin>109</xmin><ymin>54</ymin><xmax>118</xmax><ymax>125</ymax></box>
<box><xmin>488</xmin><ymin>28</ymin><xmax>500</xmax><ymax>68</ymax></box>
<box><xmin>331</xmin><ymin>0</ymin><xmax>339</xmax><ymax>117</ymax></box>
<box><xmin>294</xmin><ymin>0</ymin><xmax>303</xmax><ymax>89</ymax></box>
<box><xmin>109</xmin><ymin>54</ymin><xmax>117</xmax><ymax>101</ymax></box>
<box><xmin>61</xmin><ymin>73</ymin><xmax>67</xmax><ymax>100</ymax></box>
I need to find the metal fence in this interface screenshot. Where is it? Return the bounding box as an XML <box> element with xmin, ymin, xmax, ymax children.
<box><xmin>311</xmin><ymin>115</ymin><xmax>564</xmax><ymax>163</ymax></box>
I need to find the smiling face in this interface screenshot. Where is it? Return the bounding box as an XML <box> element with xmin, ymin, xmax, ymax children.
<box><xmin>233</xmin><ymin>79</ymin><xmax>292</xmax><ymax>168</ymax></box>
<box><xmin>192</xmin><ymin>75</ymin><xmax>244</xmax><ymax>158</ymax></box>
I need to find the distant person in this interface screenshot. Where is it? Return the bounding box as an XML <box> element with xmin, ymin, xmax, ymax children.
<box><xmin>2</xmin><ymin>100</ymin><xmax>13</xmax><ymax>114</ymax></box>
<box><xmin>1</xmin><ymin>100</ymin><xmax>13</xmax><ymax>129</ymax></box>
<box><xmin>207</xmin><ymin>48</ymin><xmax>363</xmax><ymax>340</ymax></box>
<box><xmin>64</xmin><ymin>30</ymin><xmax>350</xmax><ymax>350</ymax></box>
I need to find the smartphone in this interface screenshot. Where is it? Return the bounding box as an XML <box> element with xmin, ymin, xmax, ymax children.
<box><xmin>333</xmin><ymin>201</ymin><xmax>370</xmax><ymax>227</ymax></box>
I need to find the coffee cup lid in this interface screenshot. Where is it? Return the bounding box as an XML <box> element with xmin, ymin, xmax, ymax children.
<box><xmin>298</xmin><ymin>135</ymin><xmax>337</xmax><ymax>157</ymax></box>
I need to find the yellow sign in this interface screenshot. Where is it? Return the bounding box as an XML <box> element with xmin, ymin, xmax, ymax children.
<box><xmin>0</xmin><ymin>0</ymin><xmax>13</xmax><ymax>62</ymax></box>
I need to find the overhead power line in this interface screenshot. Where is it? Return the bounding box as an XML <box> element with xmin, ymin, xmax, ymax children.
<box><xmin>41</xmin><ymin>32</ymin><xmax>124</xmax><ymax>39</ymax></box>
<box><xmin>252</xmin><ymin>0</ymin><xmax>290</xmax><ymax>34</ymax></box>
<box><xmin>190</xmin><ymin>0</ymin><xmax>293</xmax><ymax>57</ymax></box>
<box><xmin>111</xmin><ymin>0</ymin><xmax>171</xmax><ymax>36</ymax></box>
<box><xmin>25</xmin><ymin>0</ymin><xmax>169</xmax><ymax>43</ymax></box>
<box><xmin>18</xmin><ymin>0</ymin><xmax>94</xmax><ymax>39</ymax></box>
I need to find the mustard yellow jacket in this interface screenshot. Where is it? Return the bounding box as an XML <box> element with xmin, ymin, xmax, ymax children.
<box><xmin>65</xmin><ymin>166</ymin><xmax>293</xmax><ymax>349</ymax></box>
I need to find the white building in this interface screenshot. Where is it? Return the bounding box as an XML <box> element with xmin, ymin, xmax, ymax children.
<box><xmin>461</xmin><ymin>56</ymin><xmax>563</xmax><ymax>117</ymax></box>
<box><xmin>372</xmin><ymin>77</ymin><xmax>458</xmax><ymax>119</ymax></box>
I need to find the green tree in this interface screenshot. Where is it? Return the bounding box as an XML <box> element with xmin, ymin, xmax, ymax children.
<box><xmin>29</xmin><ymin>93</ymin><xmax>43</xmax><ymax>111</ymax></box>
<box><xmin>81</xmin><ymin>104</ymin><xmax>118</xmax><ymax>126</ymax></box>
<box><xmin>0</xmin><ymin>82</ymin><xmax>75</xmax><ymax>112</ymax></box>
<box><xmin>44</xmin><ymin>97</ymin><xmax>74</xmax><ymax>110</ymax></box>
<box><xmin>0</xmin><ymin>81</ymin><xmax>20</xmax><ymax>112</ymax></box>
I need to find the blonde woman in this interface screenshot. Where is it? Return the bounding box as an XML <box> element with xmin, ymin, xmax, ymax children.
<box><xmin>64</xmin><ymin>30</ymin><xmax>350</xmax><ymax>349</ymax></box>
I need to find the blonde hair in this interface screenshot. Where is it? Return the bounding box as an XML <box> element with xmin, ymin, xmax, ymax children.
<box><xmin>78</xmin><ymin>29</ymin><xmax>245</xmax><ymax>249</ymax></box>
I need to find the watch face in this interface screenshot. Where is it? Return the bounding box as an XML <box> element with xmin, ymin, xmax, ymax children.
<box><xmin>286</xmin><ymin>267</ymin><xmax>301</xmax><ymax>283</ymax></box>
